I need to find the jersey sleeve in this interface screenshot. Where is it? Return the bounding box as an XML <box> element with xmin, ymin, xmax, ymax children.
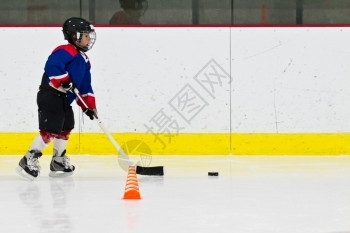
<box><xmin>44</xmin><ymin>45</ymin><xmax>78</xmax><ymax>89</ymax></box>
<box><xmin>74</xmin><ymin>73</ymin><xmax>96</xmax><ymax>110</ymax></box>
<box><xmin>66</xmin><ymin>52</ymin><xmax>96</xmax><ymax>109</ymax></box>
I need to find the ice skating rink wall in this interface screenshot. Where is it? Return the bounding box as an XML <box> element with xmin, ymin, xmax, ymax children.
<box><xmin>0</xmin><ymin>26</ymin><xmax>350</xmax><ymax>155</ymax></box>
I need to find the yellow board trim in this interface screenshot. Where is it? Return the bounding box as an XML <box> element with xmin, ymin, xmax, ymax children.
<box><xmin>0</xmin><ymin>132</ymin><xmax>349</xmax><ymax>155</ymax></box>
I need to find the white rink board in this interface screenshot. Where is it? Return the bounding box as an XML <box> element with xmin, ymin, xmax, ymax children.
<box><xmin>231</xmin><ymin>27</ymin><xmax>350</xmax><ymax>132</ymax></box>
<box><xmin>0</xmin><ymin>27</ymin><xmax>349</xmax><ymax>133</ymax></box>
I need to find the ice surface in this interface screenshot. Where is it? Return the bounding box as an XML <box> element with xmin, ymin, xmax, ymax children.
<box><xmin>0</xmin><ymin>155</ymin><xmax>349</xmax><ymax>233</ymax></box>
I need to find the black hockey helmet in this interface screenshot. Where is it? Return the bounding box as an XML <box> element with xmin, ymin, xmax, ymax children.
<box><xmin>62</xmin><ymin>17</ymin><xmax>96</xmax><ymax>52</ymax></box>
<box><xmin>120</xmin><ymin>0</ymin><xmax>148</xmax><ymax>13</ymax></box>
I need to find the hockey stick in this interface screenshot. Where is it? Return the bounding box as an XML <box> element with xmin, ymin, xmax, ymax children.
<box><xmin>73</xmin><ymin>88</ymin><xmax>164</xmax><ymax>176</ymax></box>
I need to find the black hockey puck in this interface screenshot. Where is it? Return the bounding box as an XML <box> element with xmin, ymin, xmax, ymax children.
<box><xmin>136</xmin><ymin>166</ymin><xmax>164</xmax><ymax>176</ymax></box>
<box><xmin>208</xmin><ymin>172</ymin><xmax>219</xmax><ymax>176</ymax></box>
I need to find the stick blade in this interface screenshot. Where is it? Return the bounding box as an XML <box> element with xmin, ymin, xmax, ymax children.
<box><xmin>136</xmin><ymin>166</ymin><xmax>164</xmax><ymax>176</ymax></box>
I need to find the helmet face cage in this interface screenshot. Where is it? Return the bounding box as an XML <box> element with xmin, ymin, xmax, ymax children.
<box><xmin>76</xmin><ymin>29</ymin><xmax>96</xmax><ymax>52</ymax></box>
<box><xmin>62</xmin><ymin>17</ymin><xmax>96</xmax><ymax>52</ymax></box>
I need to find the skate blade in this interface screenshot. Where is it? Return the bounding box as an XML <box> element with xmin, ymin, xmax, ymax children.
<box><xmin>15</xmin><ymin>166</ymin><xmax>35</xmax><ymax>181</ymax></box>
<box><xmin>49</xmin><ymin>171</ymin><xmax>73</xmax><ymax>178</ymax></box>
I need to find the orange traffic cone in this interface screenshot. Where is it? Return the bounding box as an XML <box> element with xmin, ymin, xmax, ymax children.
<box><xmin>123</xmin><ymin>166</ymin><xmax>141</xmax><ymax>200</ymax></box>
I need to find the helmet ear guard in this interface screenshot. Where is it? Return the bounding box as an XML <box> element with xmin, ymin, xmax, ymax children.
<box><xmin>63</xmin><ymin>31</ymin><xmax>77</xmax><ymax>44</ymax></box>
<box><xmin>63</xmin><ymin>30</ymin><xmax>70</xmax><ymax>40</ymax></box>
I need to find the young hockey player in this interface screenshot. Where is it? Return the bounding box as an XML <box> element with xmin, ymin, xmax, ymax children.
<box><xmin>16</xmin><ymin>17</ymin><xmax>97</xmax><ymax>180</ymax></box>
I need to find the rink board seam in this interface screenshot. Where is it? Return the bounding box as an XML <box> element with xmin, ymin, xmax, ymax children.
<box><xmin>1</xmin><ymin>132</ymin><xmax>350</xmax><ymax>155</ymax></box>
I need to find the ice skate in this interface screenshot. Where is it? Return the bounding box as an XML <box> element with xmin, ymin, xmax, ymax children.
<box><xmin>49</xmin><ymin>149</ymin><xmax>75</xmax><ymax>177</ymax></box>
<box><xmin>16</xmin><ymin>150</ymin><xmax>42</xmax><ymax>181</ymax></box>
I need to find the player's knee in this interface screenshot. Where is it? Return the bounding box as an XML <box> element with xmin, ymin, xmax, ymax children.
<box><xmin>39</xmin><ymin>130</ymin><xmax>56</xmax><ymax>143</ymax></box>
<box><xmin>55</xmin><ymin>130</ymin><xmax>71</xmax><ymax>140</ymax></box>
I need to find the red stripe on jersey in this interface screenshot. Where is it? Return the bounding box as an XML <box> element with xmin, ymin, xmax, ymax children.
<box><xmin>76</xmin><ymin>93</ymin><xmax>96</xmax><ymax>109</ymax></box>
<box><xmin>52</xmin><ymin>44</ymin><xmax>78</xmax><ymax>56</ymax></box>
<box><xmin>84</xmin><ymin>95</ymin><xmax>96</xmax><ymax>109</ymax></box>
<box><xmin>49</xmin><ymin>73</ymin><xmax>70</xmax><ymax>89</ymax></box>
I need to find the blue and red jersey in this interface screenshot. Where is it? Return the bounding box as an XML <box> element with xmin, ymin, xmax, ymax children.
<box><xmin>43</xmin><ymin>43</ymin><xmax>96</xmax><ymax>109</ymax></box>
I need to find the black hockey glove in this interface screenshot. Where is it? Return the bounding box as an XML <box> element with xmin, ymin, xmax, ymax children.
<box><xmin>61</xmin><ymin>82</ymin><xmax>75</xmax><ymax>92</ymax></box>
<box><xmin>83</xmin><ymin>108</ymin><xmax>96</xmax><ymax>120</ymax></box>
